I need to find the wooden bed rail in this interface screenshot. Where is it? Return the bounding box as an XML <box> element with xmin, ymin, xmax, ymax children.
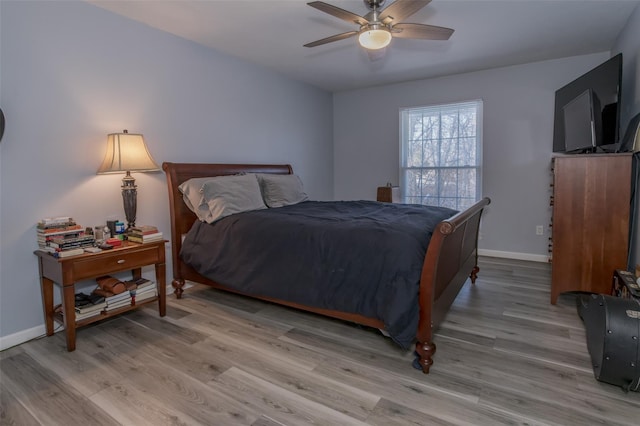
<box><xmin>415</xmin><ymin>197</ymin><xmax>491</xmax><ymax>372</ymax></box>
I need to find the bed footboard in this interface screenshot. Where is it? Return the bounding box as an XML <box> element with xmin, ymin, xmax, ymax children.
<box><xmin>415</xmin><ymin>197</ymin><xmax>491</xmax><ymax>373</ymax></box>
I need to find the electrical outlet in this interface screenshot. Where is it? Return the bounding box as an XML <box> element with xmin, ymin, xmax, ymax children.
<box><xmin>536</xmin><ymin>225</ymin><xmax>544</xmax><ymax>235</ymax></box>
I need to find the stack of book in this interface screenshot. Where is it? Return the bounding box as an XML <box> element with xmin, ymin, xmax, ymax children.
<box><xmin>37</xmin><ymin>216</ymin><xmax>95</xmax><ymax>258</ymax></box>
<box><xmin>93</xmin><ymin>276</ymin><xmax>132</xmax><ymax>312</ymax></box>
<box><xmin>127</xmin><ymin>225</ymin><xmax>163</xmax><ymax>243</ymax></box>
<box><xmin>91</xmin><ymin>277</ymin><xmax>157</xmax><ymax>311</ymax></box>
<box><xmin>37</xmin><ymin>217</ymin><xmax>81</xmax><ymax>248</ymax></box>
<box><xmin>74</xmin><ymin>292</ymin><xmax>106</xmax><ymax>321</ymax></box>
<box><xmin>129</xmin><ymin>278</ymin><xmax>157</xmax><ymax>304</ymax></box>
<box><xmin>94</xmin><ymin>288</ymin><xmax>133</xmax><ymax>312</ymax></box>
<box><xmin>75</xmin><ymin>300</ymin><xmax>107</xmax><ymax>321</ymax></box>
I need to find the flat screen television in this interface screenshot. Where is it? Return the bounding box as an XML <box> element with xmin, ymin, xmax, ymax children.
<box><xmin>562</xmin><ymin>89</ymin><xmax>601</xmax><ymax>152</ymax></box>
<box><xmin>552</xmin><ymin>53</ymin><xmax>622</xmax><ymax>153</ymax></box>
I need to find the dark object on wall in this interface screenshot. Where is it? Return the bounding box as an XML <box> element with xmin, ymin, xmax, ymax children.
<box><xmin>0</xmin><ymin>108</ymin><xmax>4</xmax><ymax>142</ymax></box>
<box><xmin>578</xmin><ymin>294</ymin><xmax>640</xmax><ymax>392</ymax></box>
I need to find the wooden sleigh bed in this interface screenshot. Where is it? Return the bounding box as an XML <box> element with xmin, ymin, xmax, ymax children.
<box><xmin>163</xmin><ymin>162</ymin><xmax>490</xmax><ymax>373</ymax></box>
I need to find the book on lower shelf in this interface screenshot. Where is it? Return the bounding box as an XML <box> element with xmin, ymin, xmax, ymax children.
<box><xmin>133</xmin><ymin>286</ymin><xmax>158</xmax><ymax>304</ymax></box>
<box><xmin>75</xmin><ymin>301</ymin><xmax>107</xmax><ymax>321</ymax></box>
<box><xmin>104</xmin><ymin>298</ymin><xmax>133</xmax><ymax>311</ymax></box>
<box><xmin>75</xmin><ymin>311</ymin><xmax>103</xmax><ymax>321</ymax></box>
<box><xmin>92</xmin><ymin>277</ymin><xmax>157</xmax><ymax>311</ymax></box>
<box><xmin>94</xmin><ymin>289</ymin><xmax>133</xmax><ymax>311</ymax></box>
<box><xmin>127</xmin><ymin>278</ymin><xmax>157</xmax><ymax>304</ymax></box>
<box><xmin>93</xmin><ymin>289</ymin><xmax>131</xmax><ymax>303</ymax></box>
<box><xmin>127</xmin><ymin>277</ymin><xmax>154</xmax><ymax>290</ymax></box>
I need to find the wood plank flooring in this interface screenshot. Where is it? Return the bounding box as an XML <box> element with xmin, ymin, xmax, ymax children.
<box><xmin>2</xmin><ymin>256</ymin><xmax>639</xmax><ymax>425</ymax></box>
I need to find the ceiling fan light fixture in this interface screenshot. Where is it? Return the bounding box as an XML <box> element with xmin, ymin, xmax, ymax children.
<box><xmin>305</xmin><ymin>1</ymin><xmax>453</xmax><ymax>50</ymax></box>
<box><xmin>358</xmin><ymin>27</ymin><xmax>391</xmax><ymax>50</ymax></box>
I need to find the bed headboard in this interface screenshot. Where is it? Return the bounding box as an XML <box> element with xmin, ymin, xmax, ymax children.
<box><xmin>162</xmin><ymin>162</ymin><xmax>293</xmax><ymax>284</ymax></box>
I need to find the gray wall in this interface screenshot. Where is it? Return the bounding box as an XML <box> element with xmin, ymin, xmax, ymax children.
<box><xmin>613</xmin><ymin>4</ymin><xmax>640</xmax><ymax>269</ymax></box>
<box><xmin>0</xmin><ymin>1</ymin><xmax>333</xmax><ymax>347</ymax></box>
<box><xmin>332</xmin><ymin>4</ymin><xmax>640</xmax><ymax>264</ymax></box>
<box><xmin>333</xmin><ymin>53</ymin><xmax>615</xmax><ymax>260</ymax></box>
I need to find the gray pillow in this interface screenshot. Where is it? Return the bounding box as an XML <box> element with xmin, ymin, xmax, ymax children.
<box><xmin>257</xmin><ymin>174</ymin><xmax>309</xmax><ymax>208</ymax></box>
<box><xmin>178</xmin><ymin>177</ymin><xmax>215</xmax><ymax>221</ymax></box>
<box><xmin>179</xmin><ymin>174</ymin><xmax>266</xmax><ymax>223</ymax></box>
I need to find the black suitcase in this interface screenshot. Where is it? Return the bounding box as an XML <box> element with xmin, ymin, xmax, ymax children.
<box><xmin>577</xmin><ymin>294</ymin><xmax>640</xmax><ymax>392</ymax></box>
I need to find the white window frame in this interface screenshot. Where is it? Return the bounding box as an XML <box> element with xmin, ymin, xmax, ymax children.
<box><xmin>399</xmin><ymin>100</ymin><xmax>483</xmax><ymax>210</ymax></box>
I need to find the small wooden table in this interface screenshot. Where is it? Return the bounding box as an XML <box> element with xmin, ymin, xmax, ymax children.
<box><xmin>377</xmin><ymin>185</ymin><xmax>400</xmax><ymax>203</ymax></box>
<box><xmin>34</xmin><ymin>240</ymin><xmax>167</xmax><ymax>351</ymax></box>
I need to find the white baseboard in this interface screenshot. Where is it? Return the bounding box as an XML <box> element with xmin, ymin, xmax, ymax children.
<box><xmin>0</xmin><ymin>324</ymin><xmax>52</xmax><ymax>351</ymax></box>
<box><xmin>479</xmin><ymin>249</ymin><xmax>549</xmax><ymax>263</ymax></box>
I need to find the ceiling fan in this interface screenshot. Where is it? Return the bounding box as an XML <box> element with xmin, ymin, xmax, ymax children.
<box><xmin>304</xmin><ymin>0</ymin><xmax>454</xmax><ymax>51</ymax></box>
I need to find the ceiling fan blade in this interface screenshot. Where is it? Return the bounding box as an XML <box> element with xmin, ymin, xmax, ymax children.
<box><xmin>379</xmin><ymin>0</ymin><xmax>432</xmax><ymax>25</ymax></box>
<box><xmin>307</xmin><ymin>1</ymin><xmax>368</xmax><ymax>26</ymax></box>
<box><xmin>304</xmin><ymin>31</ymin><xmax>359</xmax><ymax>48</ymax></box>
<box><xmin>392</xmin><ymin>23</ymin><xmax>453</xmax><ymax>40</ymax></box>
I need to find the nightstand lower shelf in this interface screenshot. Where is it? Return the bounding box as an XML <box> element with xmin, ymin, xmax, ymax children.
<box><xmin>53</xmin><ymin>295</ymin><xmax>161</xmax><ymax>328</ymax></box>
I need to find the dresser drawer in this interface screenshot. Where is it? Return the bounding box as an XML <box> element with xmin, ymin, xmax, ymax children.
<box><xmin>72</xmin><ymin>245</ymin><xmax>161</xmax><ymax>280</ymax></box>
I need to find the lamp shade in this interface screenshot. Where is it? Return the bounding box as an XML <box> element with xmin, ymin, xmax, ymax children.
<box><xmin>358</xmin><ymin>27</ymin><xmax>392</xmax><ymax>50</ymax></box>
<box><xmin>96</xmin><ymin>130</ymin><xmax>160</xmax><ymax>174</ymax></box>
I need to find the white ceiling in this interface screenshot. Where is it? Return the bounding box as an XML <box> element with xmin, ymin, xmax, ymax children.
<box><xmin>88</xmin><ymin>0</ymin><xmax>640</xmax><ymax>92</ymax></box>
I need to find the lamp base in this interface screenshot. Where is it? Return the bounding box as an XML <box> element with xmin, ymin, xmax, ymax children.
<box><xmin>121</xmin><ymin>171</ymin><xmax>137</xmax><ymax>229</ymax></box>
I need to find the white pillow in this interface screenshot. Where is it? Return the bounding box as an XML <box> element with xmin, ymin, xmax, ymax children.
<box><xmin>257</xmin><ymin>174</ymin><xmax>309</xmax><ymax>208</ymax></box>
<box><xmin>179</xmin><ymin>174</ymin><xmax>266</xmax><ymax>223</ymax></box>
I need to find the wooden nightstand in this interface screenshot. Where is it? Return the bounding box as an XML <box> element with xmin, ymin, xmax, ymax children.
<box><xmin>34</xmin><ymin>240</ymin><xmax>167</xmax><ymax>351</ymax></box>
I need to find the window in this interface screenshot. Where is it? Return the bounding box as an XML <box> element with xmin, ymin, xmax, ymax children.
<box><xmin>400</xmin><ymin>100</ymin><xmax>482</xmax><ymax>210</ymax></box>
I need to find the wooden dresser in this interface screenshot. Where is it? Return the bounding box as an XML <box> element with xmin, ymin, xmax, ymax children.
<box><xmin>550</xmin><ymin>153</ymin><xmax>633</xmax><ymax>304</ymax></box>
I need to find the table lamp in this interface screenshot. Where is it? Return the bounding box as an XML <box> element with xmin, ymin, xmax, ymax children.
<box><xmin>96</xmin><ymin>130</ymin><xmax>160</xmax><ymax>230</ymax></box>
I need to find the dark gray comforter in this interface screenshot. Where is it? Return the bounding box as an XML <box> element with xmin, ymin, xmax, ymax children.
<box><xmin>180</xmin><ymin>200</ymin><xmax>457</xmax><ymax>348</ymax></box>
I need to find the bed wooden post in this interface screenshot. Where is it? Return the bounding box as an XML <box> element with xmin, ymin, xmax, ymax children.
<box><xmin>163</xmin><ymin>162</ymin><xmax>190</xmax><ymax>299</ymax></box>
<box><xmin>471</xmin><ymin>265</ymin><xmax>480</xmax><ymax>284</ymax></box>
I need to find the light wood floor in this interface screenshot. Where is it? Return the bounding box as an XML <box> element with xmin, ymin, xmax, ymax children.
<box><xmin>2</xmin><ymin>257</ymin><xmax>639</xmax><ymax>425</ymax></box>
